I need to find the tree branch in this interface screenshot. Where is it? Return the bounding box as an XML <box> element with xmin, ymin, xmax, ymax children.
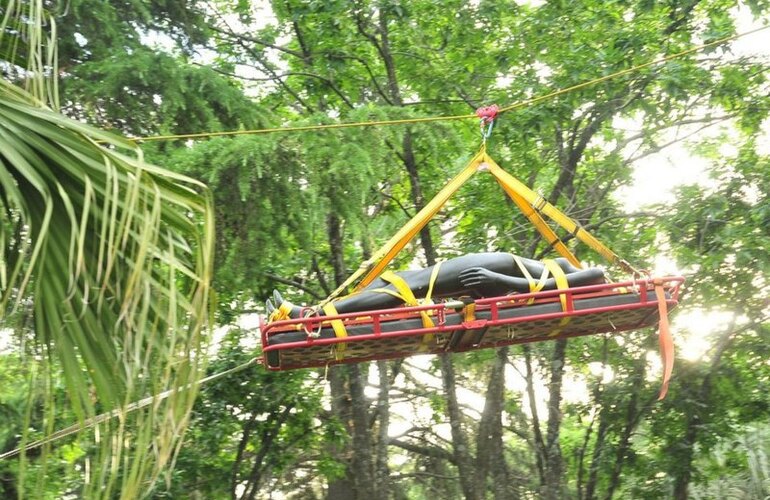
<box><xmin>534</xmin><ymin>212</ymin><xmax>657</xmax><ymax>260</ymax></box>
<box><xmin>208</xmin><ymin>24</ymin><xmax>304</xmax><ymax>59</ymax></box>
<box><xmin>262</xmin><ymin>273</ymin><xmax>323</xmax><ymax>300</ymax></box>
<box><xmin>389</xmin><ymin>439</ymin><xmax>455</xmax><ymax>464</ymax></box>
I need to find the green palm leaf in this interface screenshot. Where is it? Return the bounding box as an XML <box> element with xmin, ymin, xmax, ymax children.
<box><xmin>1</xmin><ymin>3</ymin><xmax>215</xmax><ymax>494</ymax></box>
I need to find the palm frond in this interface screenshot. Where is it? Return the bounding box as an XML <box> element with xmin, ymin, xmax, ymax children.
<box><xmin>0</xmin><ymin>73</ymin><xmax>214</xmax><ymax>497</ymax></box>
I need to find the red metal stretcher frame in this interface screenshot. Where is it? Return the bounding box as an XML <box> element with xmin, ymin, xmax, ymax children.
<box><xmin>259</xmin><ymin>276</ymin><xmax>684</xmax><ymax>371</ymax></box>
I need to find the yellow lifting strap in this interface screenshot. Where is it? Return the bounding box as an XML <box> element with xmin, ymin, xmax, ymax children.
<box><xmin>483</xmin><ymin>155</ymin><xmax>637</xmax><ymax>275</ymax></box>
<box><xmin>513</xmin><ymin>255</ymin><xmax>550</xmax><ymax>303</ymax></box>
<box><xmin>322</xmin><ymin>261</ymin><xmax>444</xmax><ymax>355</ymax></box>
<box><xmin>319</xmin><ymin>148</ymin><xmax>487</xmax><ymax>307</ymax></box>
<box><xmin>322</xmin><ymin>302</ymin><xmax>348</xmax><ymax>360</ymax></box>
<box><xmin>543</xmin><ymin>259</ymin><xmax>572</xmax><ymax>337</ymax></box>
<box><xmin>544</xmin><ymin>259</ymin><xmax>570</xmax><ymax>311</ymax></box>
<box><xmin>379</xmin><ymin>271</ymin><xmax>418</xmax><ymax>304</ymax></box>
<box><xmin>319</xmin><ymin>146</ymin><xmax>638</xmax><ymax>307</ymax></box>
<box><xmin>494</xmin><ymin>173</ymin><xmax>581</xmax><ymax>268</ymax></box>
<box><xmin>352</xmin><ymin>149</ymin><xmax>485</xmax><ymax>292</ymax></box>
<box><xmin>377</xmin><ymin>262</ymin><xmax>443</xmax><ymax>349</ymax></box>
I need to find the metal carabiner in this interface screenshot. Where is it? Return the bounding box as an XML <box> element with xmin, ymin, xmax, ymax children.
<box><xmin>475</xmin><ymin>104</ymin><xmax>499</xmax><ymax>144</ymax></box>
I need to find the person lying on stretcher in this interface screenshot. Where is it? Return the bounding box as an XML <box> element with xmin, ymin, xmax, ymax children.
<box><xmin>266</xmin><ymin>251</ymin><xmax>606</xmax><ymax>320</ymax></box>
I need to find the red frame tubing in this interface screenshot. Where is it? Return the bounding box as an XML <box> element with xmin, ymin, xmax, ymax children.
<box><xmin>259</xmin><ymin>277</ymin><xmax>684</xmax><ymax>371</ymax></box>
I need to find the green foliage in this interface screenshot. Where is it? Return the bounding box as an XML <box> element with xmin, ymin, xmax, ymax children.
<box><xmin>664</xmin><ymin>145</ymin><xmax>770</xmax><ymax>310</ymax></box>
<box><xmin>53</xmin><ymin>0</ymin><xmax>208</xmax><ymax>63</ymax></box>
<box><xmin>5</xmin><ymin>0</ymin><xmax>770</xmax><ymax>497</ymax></box>
<box><xmin>1</xmin><ymin>1</ymin><xmax>216</xmax><ymax>496</ymax></box>
<box><xmin>163</xmin><ymin>105</ymin><xmax>413</xmax><ymax>314</ymax></box>
<box><xmin>61</xmin><ymin>48</ymin><xmax>268</xmax><ymax>137</ymax></box>
<box><xmin>0</xmin><ymin>354</ymin><xmax>29</xmax><ymax>498</ymax></box>
<box><xmin>156</xmin><ymin>329</ymin><xmax>327</xmax><ymax>498</ymax></box>
<box><xmin>690</xmin><ymin>424</ymin><xmax>770</xmax><ymax>499</ymax></box>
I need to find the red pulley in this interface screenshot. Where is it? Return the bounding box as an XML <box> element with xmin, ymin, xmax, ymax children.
<box><xmin>475</xmin><ymin>104</ymin><xmax>499</xmax><ymax>124</ymax></box>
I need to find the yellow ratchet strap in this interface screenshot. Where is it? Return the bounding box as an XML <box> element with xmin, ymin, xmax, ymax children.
<box><xmin>322</xmin><ymin>302</ymin><xmax>348</xmax><ymax>360</ymax></box>
<box><xmin>543</xmin><ymin>259</ymin><xmax>572</xmax><ymax>337</ymax></box>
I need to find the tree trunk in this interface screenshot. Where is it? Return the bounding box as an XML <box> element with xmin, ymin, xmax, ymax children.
<box><xmin>361</xmin><ymin>7</ymin><xmax>437</xmax><ymax>266</ymax></box>
<box><xmin>475</xmin><ymin>347</ymin><xmax>512</xmax><ymax>500</ymax></box>
<box><xmin>375</xmin><ymin>360</ymin><xmax>392</xmax><ymax>499</ymax></box>
<box><xmin>671</xmin><ymin>320</ymin><xmax>740</xmax><ymax>499</ymax></box>
<box><xmin>523</xmin><ymin>345</ymin><xmax>547</xmax><ymax>486</ymax></box>
<box><xmin>348</xmin><ymin>364</ymin><xmax>376</xmax><ymax>497</ymax></box>
<box><xmin>440</xmin><ymin>354</ymin><xmax>479</xmax><ymax>500</ymax></box>
<box><xmin>327</xmin><ymin>212</ymin><xmax>346</xmax><ymax>285</ymax></box>
<box><xmin>604</xmin><ymin>359</ymin><xmax>645</xmax><ymax>499</ymax></box>
<box><xmin>326</xmin><ymin>367</ymin><xmax>357</xmax><ymax>500</ymax></box>
<box><xmin>541</xmin><ymin>339</ymin><xmax>568</xmax><ymax>500</ymax></box>
<box><xmin>672</xmin><ymin>418</ymin><xmax>698</xmax><ymax>500</ymax></box>
<box><xmin>578</xmin><ymin>337</ymin><xmax>608</xmax><ymax>500</ymax></box>
<box><xmin>401</xmin><ymin>131</ymin><xmax>437</xmax><ymax>265</ymax></box>
<box><xmin>583</xmin><ymin>412</ymin><xmax>609</xmax><ymax>500</ymax></box>
<box><xmin>325</xmin><ymin>213</ymin><xmax>370</xmax><ymax>500</ymax></box>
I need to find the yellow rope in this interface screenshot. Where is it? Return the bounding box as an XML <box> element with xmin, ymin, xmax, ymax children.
<box><xmin>0</xmin><ymin>357</ymin><xmax>260</xmax><ymax>460</ymax></box>
<box><xmin>115</xmin><ymin>26</ymin><xmax>768</xmax><ymax>144</ymax></box>
<box><xmin>121</xmin><ymin>113</ymin><xmax>476</xmax><ymax>143</ymax></box>
<box><xmin>497</xmin><ymin>26</ymin><xmax>769</xmax><ymax>114</ymax></box>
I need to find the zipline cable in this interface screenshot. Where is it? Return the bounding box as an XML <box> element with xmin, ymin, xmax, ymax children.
<box><xmin>120</xmin><ymin>25</ymin><xmax>769</xmax><ymax>143</ymax></box>
<box><xmin>496</xmin><ymin>25</ymin><xmax>770</xmax><ymax>114</ymax></box>
<box><xmin>0</xmin><ymin>357</ymin><xmax>260</xmax><ymax>460</ymax></box>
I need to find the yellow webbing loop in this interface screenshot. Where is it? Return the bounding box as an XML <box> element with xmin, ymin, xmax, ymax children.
<box><xmin>322</xmin><ymin>302</ymin><xmax>348</xmax><ymax>360</ymax></box>
<box><xmin>513</xmin><ymin>255</ymin><xmax>551</xmax><ymax>304</ymax></box>
<box><xmin>269</xmin><ymin>301</ymin><xmax>294</xmax><ymax>323</ymax></box>
<box><xmin>380</xmin><ymin>271</ymin><xmax>419</xmax><ymax>305</ymax></box>
<box><xmin>543</xmin><ymin>259</ymin><xmax>572</xmax><ymax>337</ymax></box>
<box><xmin>380</xmin><ymin>265</ymin><xmax>441</xmax><ymax>349</ymax></box>
<box><xmin>368</xmin><ymin>287</ymin><xmax>404</xmax><ymax>301</ymax></box>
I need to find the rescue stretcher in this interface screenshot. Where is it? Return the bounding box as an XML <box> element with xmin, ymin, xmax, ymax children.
<box><xmin>260</xmin><ymin>276</ymin><xmax>683</xmax><ymax>370</ymax></box>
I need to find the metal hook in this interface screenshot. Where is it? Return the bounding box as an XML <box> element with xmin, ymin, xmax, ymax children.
<box><xmin>481</xmin><ymin>119</ymin><xmax>495</xmax><ymax>143</ymax></box>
